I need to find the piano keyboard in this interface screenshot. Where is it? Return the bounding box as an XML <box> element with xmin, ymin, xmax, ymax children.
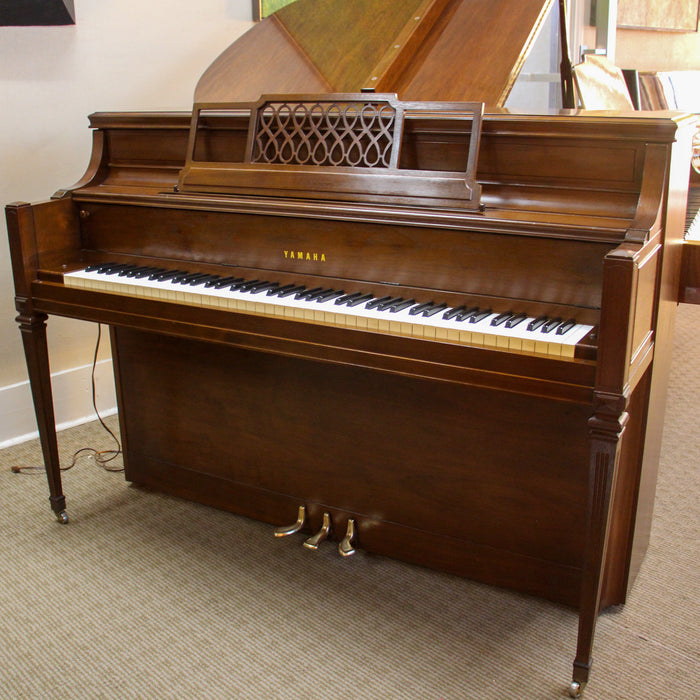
<box><xmin>64</xmin><ymin>263</ymin><xmax>595</xmax><ymax>359</ymax></box>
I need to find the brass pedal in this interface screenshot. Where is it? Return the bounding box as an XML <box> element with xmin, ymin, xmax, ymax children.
<box><xmin>338</xmin><ymin>519</ymin><xmax>356</xmax><ymax>557</ymax></box>
<box><xmin>274</xmin><ymin>505</ymin><xmax>306</xmax><ymax>537</ymax></box>
<box><xmin>303</xmin><ymin>512</ymin><xmax>331</xmax><ymax>550</ymax></box>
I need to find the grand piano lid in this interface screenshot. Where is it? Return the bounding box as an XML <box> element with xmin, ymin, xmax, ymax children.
<box><xmin>194</xmin><ymin>0</ymin><xmax>555</xmax><ymax>106</ymax></box>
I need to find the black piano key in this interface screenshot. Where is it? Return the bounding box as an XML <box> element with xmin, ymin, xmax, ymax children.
<box><xmin>275</xmin><ymin>284</ymin><xmax>306</xmax><ymax>298</ymax></box>
<box><xmin>116</xmin><ymin>265</ymin><xmax>142</xmax><ymax>276</ymax></box>
<box><xmin>409</xmin><ymin>301</ymin><xmax>437</xmax><ymax>316</ymax></box>
<box><xmin>295</xmin><ymin>287</ymin><xmax>324</xmax><ymax>300</ymax></box>
<box><xmin>187</xmin><ymin>273</ymin><xmax>213</xmax><ymax>284</ymax></box>
<box><xmin>335</xmin><ymin>292</ymin><xmax>364</xmax><ymax>306</ymax></box>
<box><xmin>469</xmin><ymin>308</ymin><xmax>492</xmax><ymax>323</ymax></box>
<box><xmin>132</xmin><ymin>267</ymin><xmax>166</xmax><ymax>279</ymax></box>
<box><xmin>248</xmin><ymin>281</ymin><xmax>280</xmax><ymax>294</ymax></box>
<box><xmin>209</xmin><ymin>276</ymin><xmax>244</xmax><ymax>288</ymax></box>
<box><xmin>303</xmin><ymin>287</ymin><xmax>335</xmax><ymax>301</ymax></box>
<box><xmin>153</xmin><ymin>269</ymin><xmax>189</xmax><ymax>282</ymax></box>
<box><xmin>442</xmin><ymin>305</ymin><xmax>467</xmax><ymax>321</ymax></box>
<box><xmin>175</xmin><ymin>272</ymin><xmax>210</xmax><ymax>285</ymax></box>
<box><xmin>85</xmin><ymin>262</ymin><xmax>111</xmax><ymax>272</ymax></box>
<box><xmin>365</xmin><ymin>295</ymin><xmax>393</xmax><ymax>310</ymax></box>
<box><xmin>314</xmin><ymin>289</ymin><xmax>345</xmax><ymax>303</ymax></box>
<box><xmin>122</xmin><ymin>266</ymin><xmax>153</xmax><ymax>277</ymax></box>
<box><xmin>541</xmin><ymin>317</ymin><xmax>563</xmax><ymax>334</ymax></box>
<box><xmin>104</xmin><ymin>263</ymin><xmax>135</xmax><ymax>275</ymax></box>
<box><xmin>232</xmin><ymin>279</ymin><xmax>263</xmax><ymax>291</ymax></box>
<box><xmin>345</xmin><ymin>293</ymin><xmax>374</xmax><ymax>307</ymax></box>
<box><xmin>171</xmin><ymin>271</ymin><xmax>199</xmax><ymax>283</ymax></box>
<box><xmin>374</xmin><ymin>296</ymin><xmax>404</xmax><ymax>311</ymax></box>
<box><xmin>491</xmin><ymin>312</ymin><xmax>513</xmax><ymax>327</ymax></box>
<box><xmin>386</xmin><ymin>298</ymin><xmax>416</xmax><ymax>313</ymax></box>
<box><xmin>421</xmin><ymin>303</ymin><xmax>448</xmax><ymax>318</ymax></box>
<box><xmin>94</xmin><ymin>262</ymin><xmax>126</xmax><ymax>273</ymax></box>
<box><xmin>527</xmin><ymin>315</ymin><xmax>548</xmax><ymax>331</ymax></box>
<box><xmin>505</xmin><ymin>312</ymin><xmax>527</xmax><ymax>328</ymax></box>
<box><xmin>455</xmin><ymin>306</ymin><xmax>481</xmax><ymax>322</ymax></box>
<box><xmin>556</xmin><ymin>319</ymin><xmax>577</xmax><ymax>335</ymax></box>
<box><xmin>268</xmin><ymin>283</ymin><xmax>297</xmax><ymax>296</ymax></box>
<box><xmin>187</xmin><ymin>274</ymin><xmax>220</xmax><ymax>287</ymax></box>
<box><xmin>163</xmin><ymin>270</ymin><xmax>194</xmax><ymax>282</ymax></box>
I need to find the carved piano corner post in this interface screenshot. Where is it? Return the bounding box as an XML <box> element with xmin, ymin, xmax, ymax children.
<box><xmin>567</xmin><ymin>123</ymin><xmax>690</xmax><ymax>695</ymax></box>
<box><xmin>16</xmin><ymin>310</ymin><xmax>67</xmax><ymax>524</ymax></box>
<box><xmin>570</xmin><ymin>394</ymin><xmax>629</xmax><ymax>698</ymax></box>
<box><xmin>569</xmin><ymin>239</ymin><xmax>642</xmax><ymax>697</ymax></box>
<box><xmin>6</xmin><ymin>202</ymin><xmax>69</xmax><ymax>523</ymax></box>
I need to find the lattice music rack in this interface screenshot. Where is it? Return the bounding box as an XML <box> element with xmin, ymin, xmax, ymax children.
<box><xmin>178</xmin><ymin>93</ymin><xmax>484</xmax><ymax>210</ymax></box>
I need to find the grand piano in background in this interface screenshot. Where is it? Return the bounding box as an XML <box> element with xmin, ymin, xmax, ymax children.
<box><xmin>6</xmin><ymin>0</ymin><xmax>697</xmax><ymax>696</ymax></box>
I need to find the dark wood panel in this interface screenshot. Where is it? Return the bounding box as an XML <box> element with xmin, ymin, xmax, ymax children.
<box><xmin>127</xmin><ymin>453</ymin><xmax>583</xmax><ymax>605</ymax></box>
<box><xmin>76</xmin><ymin>202</ymin><xmax>612</xmax><ymax>312</ymax></box>
<box><xmin>115</xmin><ymin>326</ymin><xmax>590</xmax><ymax>604</ymax></box>
<box><xmin>599</xmin><ymin>369</ymin><xmax>651</xmax><ymax>606</ymax></box>
<box><xmin>194</xmin><ymin>0</ymin><xmax>552</xmax><ymax>106</ymax></box>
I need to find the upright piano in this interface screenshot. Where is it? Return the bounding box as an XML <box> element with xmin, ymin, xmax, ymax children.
<box><xmin>6</xmin><ymin>0</ymin><xmax>698</xmax><ymax>696</ymax></box>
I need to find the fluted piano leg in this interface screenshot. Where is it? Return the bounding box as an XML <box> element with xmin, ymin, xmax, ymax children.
<box><xmin>570</xmin><ymin>394</ymin><xmax>629</xmax><ymax>697</ymax></box>
<box><xmin>17</xmin><ymin>308</ymin><xmax>68</xmax><ymax>524</ymax></box>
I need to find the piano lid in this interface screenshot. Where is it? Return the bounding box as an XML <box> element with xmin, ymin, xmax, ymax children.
<box><xmin>195</xmin><ymin>0</ymin><xmax>554</xmax><ymax>106</ymax></box>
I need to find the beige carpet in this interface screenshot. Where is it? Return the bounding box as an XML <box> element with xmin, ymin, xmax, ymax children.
<box><xmin>1</xmin><ymin>306</ymin><xmax>699</xmax><ymax>699</ymax></box>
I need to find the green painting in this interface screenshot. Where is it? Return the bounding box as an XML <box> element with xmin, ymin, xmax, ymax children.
<box><xmin>253</xmin><ymin>0</ymin><xmax>299</xmax><ymax>21</ymax></box>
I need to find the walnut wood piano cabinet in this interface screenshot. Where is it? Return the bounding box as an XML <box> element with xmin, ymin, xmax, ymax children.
<box><xmin>7</xmin><ymin>101</ymin><xmax>696</xmax><ymax>698</ymax></box>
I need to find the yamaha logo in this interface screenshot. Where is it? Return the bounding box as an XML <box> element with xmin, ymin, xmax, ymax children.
<box><xmin>283</xmin><ymin>250</ymin><xmax>327</xmax><ymax>262</ymax></box>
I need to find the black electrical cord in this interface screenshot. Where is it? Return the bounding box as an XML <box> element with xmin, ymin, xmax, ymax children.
<box><xmin>11</xmin><ymin>324</ymin><xmax>123</xmax><ymax>474</ymax></box>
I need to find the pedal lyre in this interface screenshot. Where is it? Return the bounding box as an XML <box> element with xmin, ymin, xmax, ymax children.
<box><xmin>274</xmin><ymin>505</ymin><xmax>306</xmax><ymax>538</ymax></box>
<box><xmin>304</xmin><ymin>512</ymin><xmax>331</xmax><ymax>550</ymax></box>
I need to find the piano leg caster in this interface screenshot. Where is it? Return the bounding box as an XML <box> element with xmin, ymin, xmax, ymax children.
<box><xmin>274</xmin><ymin>505</ymin><xmax>306</xmax><ymax>537</ymax></box>
<box><xmin>304</xmin><ymin>512</ymin><xmax>331</xmax><ymax>550</ymax></box>
<box><xmin>568</xmin><ymin>681</ymin><xmax>584</xmax><ymax>698</ymax></box>
<box><xmin>55</xmin><ymin>510</ymin><xmax>69</xmax><ymax>525</ymax></box>
<box><xmin>338</xmin><ymin>519</ymin><xmax>356</xmax><ymax>557</ymax></box>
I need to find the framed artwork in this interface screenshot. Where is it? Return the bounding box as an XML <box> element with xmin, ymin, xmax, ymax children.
<box><xmin>253</xmin><ymin>0</ymin><xmax>298</xmax><ymax>21</ymax></box>
<box><xmin>0</xmin><ymin>0</ymin><xmax>75</xmax><ymax>25</ymax></box>
<box><xmin>617</xmin><ymin>0</ymin><xmax>700</xmax><ymax>32</ymax></box>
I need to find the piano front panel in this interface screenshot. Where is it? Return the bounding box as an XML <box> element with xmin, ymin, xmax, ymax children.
<box><xmin>113</xmin><ymin>325</ymin><xmax>592</xmax><ymax>606</ymax></box>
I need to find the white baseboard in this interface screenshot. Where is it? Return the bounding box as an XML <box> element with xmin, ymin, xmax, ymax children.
<box><xmin>0</xmin><ymin>359</ymin><xmax>117</xmax><ymax>449</ymax></box>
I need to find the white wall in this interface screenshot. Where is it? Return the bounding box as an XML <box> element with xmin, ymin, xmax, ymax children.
<box><xmin>0</xmin><ymin>0</ymin><xmax>253</xmax><ymax>447</ymax></box>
